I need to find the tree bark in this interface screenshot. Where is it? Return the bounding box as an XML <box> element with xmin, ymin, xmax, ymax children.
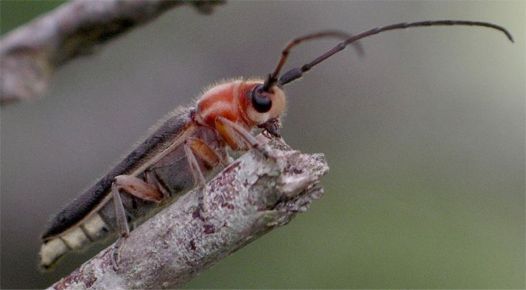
<box><xmin>48</xmin><ymin>138</ymin><xmax>329</xmax><ymax>289</ymax></box>
<box><xmin>0</xmin><ymin>0</ymin><xmax>223</xmax><ymax>105</ymax></box>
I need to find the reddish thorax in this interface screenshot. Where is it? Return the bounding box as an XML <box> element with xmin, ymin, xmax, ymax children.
<box><xmin>196</xmin><ymin>80</ymin><xmax>261</xmax><ymax>129</ymax></box>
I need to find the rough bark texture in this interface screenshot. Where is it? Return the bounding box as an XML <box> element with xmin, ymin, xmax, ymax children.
<box><xmin>48</xmin><ymin>138</ymin><xmax>329</xmax><ymax>289</ymax></box>
<box><xmin>0</xmin><ymin>0</ymin><xmax>223</xmax><ymax>105</ymax></box>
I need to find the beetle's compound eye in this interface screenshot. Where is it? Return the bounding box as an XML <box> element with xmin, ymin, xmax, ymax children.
<box><xmin>251</xmin><ymin>85</ymin><xmax>272</xmax><ymax>113</ymax></box>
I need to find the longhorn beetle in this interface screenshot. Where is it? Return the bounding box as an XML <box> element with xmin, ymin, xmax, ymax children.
<box><xmin>40</xmin><ymin>20</ymin><xmax>513</xmax><ymax>269</ymax></box>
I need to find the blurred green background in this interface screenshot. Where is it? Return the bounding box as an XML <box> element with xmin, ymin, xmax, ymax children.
<box><xmin>1</xmin><ymin>1</ymin><xmax>524</xmax><ymax>289</ymax></box>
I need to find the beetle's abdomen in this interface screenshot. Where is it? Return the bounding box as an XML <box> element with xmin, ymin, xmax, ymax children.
<box><xmin>40</xmin><ymin>213</ymin><xmax>108</xmax><ymax>269</ymax></box>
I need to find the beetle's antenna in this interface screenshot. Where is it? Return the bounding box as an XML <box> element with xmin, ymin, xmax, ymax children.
<box><xmin>277</xmin><ymin>20</ymin><xmax>513</xmax><ymax>87</ymax></box>
<box><xmin>261</xmin><ymin>30</ymin><xmax>365</xmax><ymax>92</ymax></box>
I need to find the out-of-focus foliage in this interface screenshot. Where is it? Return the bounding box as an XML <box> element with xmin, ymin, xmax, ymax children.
<box><xmin>1</xmin><ymin>0</ymin><xmax>65</xmax><ymax>35</ymax></box>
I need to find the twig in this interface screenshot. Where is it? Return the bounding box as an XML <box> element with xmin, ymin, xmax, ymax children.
<box><xmin>48</xmin><ymin>138</ymin><xmax>329</xmax><ymax>289</ymax></box>
<box><xmin>0</xmin><ymin>0</ymin><xmax>224</xmax><ymax>105</ymax></box>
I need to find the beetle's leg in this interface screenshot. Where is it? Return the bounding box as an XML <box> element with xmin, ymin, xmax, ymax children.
<box><xmin>215</xmin><ymin>116</ymin><xmax>258</xmax><ymax>150</ymax></box>
<box><xmin>184</xmin><ymin>141</ymin><xmax>207</xmax><ymax>188</ymax></box>
<box><xmin>110</xmin><ymin>175</ymin><xmax>163</xmax><ymax>238</ymax></box>
<box><xmin>110</xmin><ymin>182</ymin><xmax>129</xmax><ymax>271</ymax></box>
<box><xmin>113</xmin><ymin>175</ymin><xmax>163</xmax><ymax>203</ymax></box>
<box><xmin>111</xmin><ymin>183</ymin><xmax>130</xmax><ymax>238</ymax></box>
<box><xmin>110</xmin><ymin>176</ymin><xmax>163</xmax><ymax>271</ymax></box>
<box><xmin>184</xmin><ymin>137</ymin><xmax>225</xmax><ymax>216</ymax></box>
<box><xmin>187</xmin><ymin>137</ymin><xmax>224</xmax><ymax>168</ymax></box>
<box><xmin>215</xmin><ymin>116</ymin><xmax>272</xmax><ymax>158</ymax></box>
<box><xmin>111</xmin><ymin>234</ymin><xmax>126</xmax><ymax>272</ymax></box>
<box><xmin>145</xmin><ymin>170</ymin><xmax>170</xmax><ymax>199</ymax></box>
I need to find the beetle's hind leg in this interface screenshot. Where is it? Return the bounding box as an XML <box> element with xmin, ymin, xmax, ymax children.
<box><xmin>110</xmin><ymin>175</ymin><xmax>164</xmax><ymax>271</ymax></box>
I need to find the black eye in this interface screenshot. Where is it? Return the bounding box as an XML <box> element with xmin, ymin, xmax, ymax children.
<box><xmin>251</xmin><ymin>85</ymin><xmax>272</xmax><ymax>113</ymax></box>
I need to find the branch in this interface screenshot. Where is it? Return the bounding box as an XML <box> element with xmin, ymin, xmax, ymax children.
<box><xmin>0</xmin><ymin>0</ymin><xmax>223</xmax><ymax>105</ymax></box>
<box><xmin>48</xmin><ymin>138</ymin><xmax>329</xmax><ymax>289</ymax></box>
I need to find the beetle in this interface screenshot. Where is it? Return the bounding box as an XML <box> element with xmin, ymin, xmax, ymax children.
<box><xmin>39</xmin><ymin>20</ymin><xmax>513</xmax><ymax>269</ymax></box>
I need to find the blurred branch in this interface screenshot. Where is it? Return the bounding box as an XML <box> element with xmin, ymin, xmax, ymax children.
<box><xmin>48</xmin><ymin>138</ymin><xmax>329</xmax><ymax>289</ymax></box>
<box><xmin>0</xmin><ymin>0</ymin><xmax>224</xmax><ymax>105</ymax></box>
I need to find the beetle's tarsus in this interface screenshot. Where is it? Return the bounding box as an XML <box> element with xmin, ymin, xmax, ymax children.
<box><xmin>196</xmin><ymin>189</ymin><xmax>207</xmax><ymax>217</ymax></box>
<box><xmin>111</xmin><ymin>236</ymin><xmax>126</xmax><ymax>272</ymax></box>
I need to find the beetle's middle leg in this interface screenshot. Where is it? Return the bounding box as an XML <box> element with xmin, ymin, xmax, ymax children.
<box><xmin>184</xmin><ymin>137</ymin><xmax>223</xmax><ymax>215</ymax></box>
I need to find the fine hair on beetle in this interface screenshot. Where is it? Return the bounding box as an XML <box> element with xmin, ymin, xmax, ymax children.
<box><xmin>249</xmin><ymin>20</ymin><xmax>513</xmax><ymax>119</ymax></box>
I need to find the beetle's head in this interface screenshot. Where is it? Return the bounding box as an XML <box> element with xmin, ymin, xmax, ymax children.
<box><xmin>244</xmin><ymin>82</ymin><xmax>285</xmax><ymax>137</ymax></box>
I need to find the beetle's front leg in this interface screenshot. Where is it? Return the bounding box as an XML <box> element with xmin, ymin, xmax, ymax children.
<box><xmin>215</xmin><ymin>116</ymin><xmax>274</xmax><ymax>159</ymax></box>
<box><xmin>110</xmin><ymin>175</ymin><xmax>163</xmax><ymax>271</ymax></box>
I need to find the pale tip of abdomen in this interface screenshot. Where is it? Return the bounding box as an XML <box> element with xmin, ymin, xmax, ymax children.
<box><xmin>39</xmin><ymin>238</ymin><xmax>68</xmax><ymax>270</ymax></box>
<box><xmin>38</xmin><ymin>214</ymin><xmax>109</xmax><ymax>270</ymax></box>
